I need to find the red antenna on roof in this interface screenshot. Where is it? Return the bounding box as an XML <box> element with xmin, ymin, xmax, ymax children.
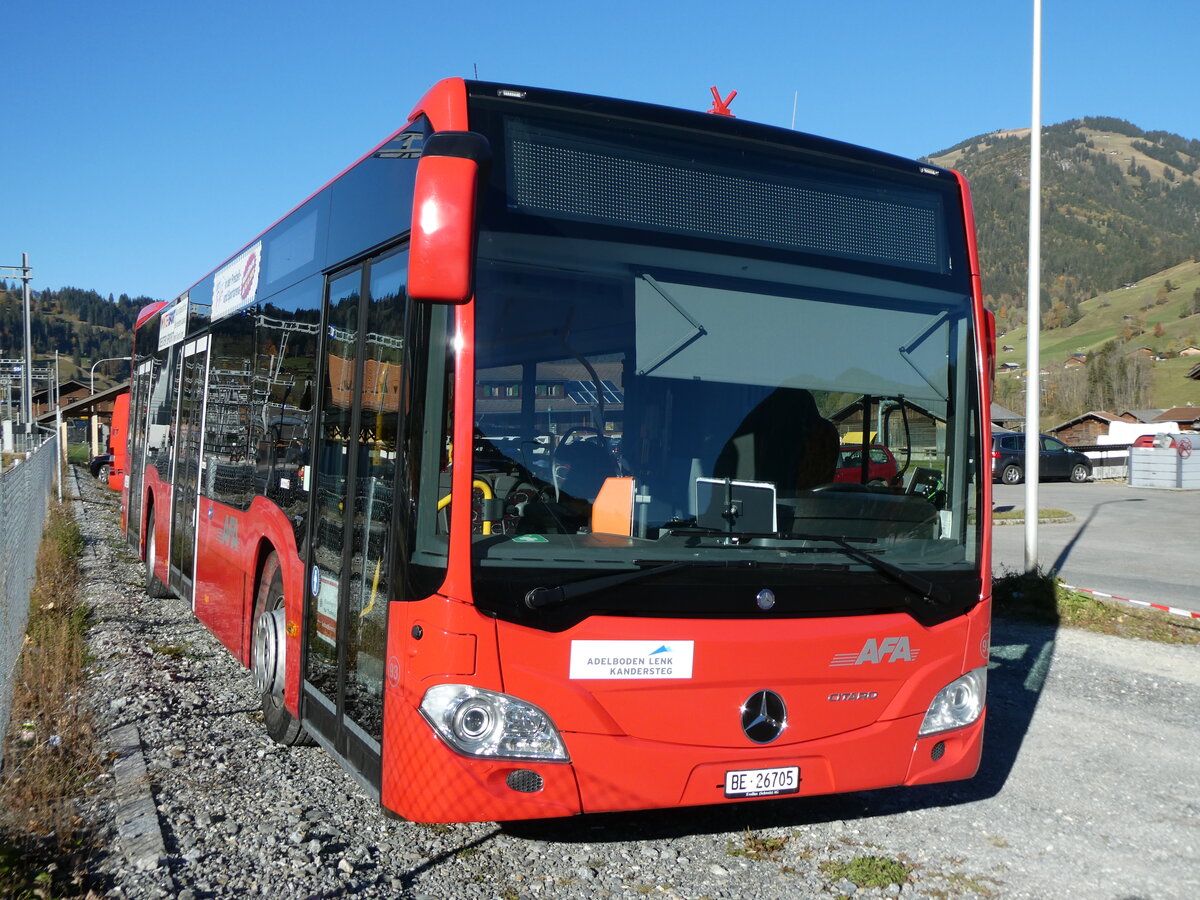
<box><xmin>707</xmin><ymin>86</ymin><xmax>737</xmax><ymax>117</ymax></box>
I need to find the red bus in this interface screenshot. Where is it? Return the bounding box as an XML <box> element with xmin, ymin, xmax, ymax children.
<box><xmin>105</xmin><ymin>390</ymin><xmax>130</xmax><ymax>492</ymax></box>
<box><xmin>122</xmin><ymin>79</ymin><xmax>993</xmax><ymax>823</ymax></box>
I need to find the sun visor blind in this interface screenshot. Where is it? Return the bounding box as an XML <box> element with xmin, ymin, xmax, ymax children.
<box><xmin>505</xmin><ymin>118</ymin><xmax>947</xmax><ymax>274</ymax></box>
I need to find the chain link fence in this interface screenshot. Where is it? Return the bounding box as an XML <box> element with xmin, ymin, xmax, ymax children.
<box><xmin>0</xmin><ymin>432</ymin><xmax>60</xmax><ymax>765</ymax></box>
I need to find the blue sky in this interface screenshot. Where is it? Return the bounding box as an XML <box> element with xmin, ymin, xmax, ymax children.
<box><xmin>3</xmin><ymin>0</ymin><xmax>1198</xmax><ymax>304</ymax></box>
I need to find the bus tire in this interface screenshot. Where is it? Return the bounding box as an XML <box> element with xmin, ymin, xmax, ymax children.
<box><xmin>144</xmin><ymin>509</ymin><xmax>173</xmax><ymax>598</ymax></box>
<box><xmin>252</xmin><ymin>552</ymin><xmax>313</xmax><ymax>746</ymax></box>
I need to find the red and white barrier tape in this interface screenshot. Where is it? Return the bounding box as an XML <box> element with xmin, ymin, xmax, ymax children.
<box><xmin>1059</xmin><ymin>584</ymin><xmax>1200</xmax><ymax>621</ymax></box>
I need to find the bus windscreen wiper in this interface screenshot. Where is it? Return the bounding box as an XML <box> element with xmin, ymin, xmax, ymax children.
<box><xmin>684</xmin><ymin>528</ymin><xmax>951</xmax><ymax>609</ymax></box>
<box><xmin>524</xmin><ymin>559</ymin><xmax>781</xmax><ymax>610</ymax></box>
<box><xmin>789</xmin><ymin>532</ymin><xmax>952</xmax><ymax>608</ymax></box>
<box><xmin>523</xmin><ymin>534</ymin><xmax>949</xmax><ymax>611</ymax></box>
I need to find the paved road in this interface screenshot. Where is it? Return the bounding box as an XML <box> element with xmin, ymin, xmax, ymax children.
<box><xmin>990</xmin><ymin>480</ymin><xmax>1199</xmax><ymax>613</ymax></box>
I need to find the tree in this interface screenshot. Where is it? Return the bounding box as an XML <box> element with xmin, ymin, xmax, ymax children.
<box><xmin>1080</xmin><ymin>342</ymin><xmax>1153</xmax><ymax>412</ymax></box>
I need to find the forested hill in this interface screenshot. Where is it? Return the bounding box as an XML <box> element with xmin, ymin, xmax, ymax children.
<box><xmin>926</xmin><ymin>118</ymin><xmax>1200</xmax><ymax>315</ymax></box>
<box><xmin>0</xmin><ymin>285</ymin><xmax>148</xmax><ymax>381</ymax></box>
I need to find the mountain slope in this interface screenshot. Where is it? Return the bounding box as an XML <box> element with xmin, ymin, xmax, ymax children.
<box><xmin>0</xmin><ymin>285</ymin><xmax>145</xmax><ymax>386</ymax></box>
<box><xmin>927</xmin><ymin>119</ymin><xmax>1200</xmax><ymax>310</ymax></box>
<box><xmin>993</xmin><ymin>257</ymin><xmax>1200</xmax><ymax>414</ymax></box>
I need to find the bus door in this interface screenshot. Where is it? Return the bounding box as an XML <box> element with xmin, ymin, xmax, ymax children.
<box><xmin>125</xmin><ymin>358</ymin><xmax>155</xmax><ymax>541</ymax></box>
<box><xmin>303</xmin><ymin>249</ymin><xmax>407</xmax><ymax>787</ymax></box>
<box><xmin>128</xmin><ymin>346</ymin><xmax>177</xmax><ymax>543</ymax></box>
<box><xmin>169</xmin><ymin>335</ymin><xmax>211</xmax><ymax>601</ymax></box>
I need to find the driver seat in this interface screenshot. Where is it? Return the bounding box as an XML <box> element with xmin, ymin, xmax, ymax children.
<box><xmin>713</xmin><ymin>388</ymin><xmax>839</xmax><ymax>493</ymax></box>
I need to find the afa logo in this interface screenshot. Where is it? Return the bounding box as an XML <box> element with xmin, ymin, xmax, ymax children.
<box><xmin>829</xmin><ymin>636</ymin><xmax>920</xmax><ymax>667</ymax></box>
<box><xmin>215</xmin><ymin>515</ymin><xmax>241</xmax><ymax>551</ymax></box>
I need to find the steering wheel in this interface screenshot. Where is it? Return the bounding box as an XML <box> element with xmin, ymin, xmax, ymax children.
<box><xmin>551</xmin><ymin>426</ymin><xmax>613</xmax><ymax>501</ymax></box>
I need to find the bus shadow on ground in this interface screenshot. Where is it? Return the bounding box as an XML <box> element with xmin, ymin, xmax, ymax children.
<box><xmin>503</xmin><ymin>615</ymin><xmax>1057</xmax><ymax>844</ymax></box>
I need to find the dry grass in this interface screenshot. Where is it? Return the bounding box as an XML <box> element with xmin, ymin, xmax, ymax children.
<box><xmin>0</xmin><ymin>498</ymin><xmax>101</xmax><ymax>896</ymax></box>
<box><xmin>993</xmin><ymin>567</ymin><xmax>1200</xmax><ymax>644</ymax></box>
<box><xmin>726</xmin><ymin>828</ymin><xmax>790</xmax><ymax>862</ymax></box>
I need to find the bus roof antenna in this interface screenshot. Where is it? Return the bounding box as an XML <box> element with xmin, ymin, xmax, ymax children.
<box><xmin>707</xmin><ymin>86</ymin><xmax>737</xmax><ymax>117</ymax></box>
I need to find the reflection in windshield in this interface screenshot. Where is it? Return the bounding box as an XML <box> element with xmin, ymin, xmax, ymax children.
<box><xmin>466</xmin><ymin>235</ymin><xmax>980</xmax><ymax>592</ymax></box>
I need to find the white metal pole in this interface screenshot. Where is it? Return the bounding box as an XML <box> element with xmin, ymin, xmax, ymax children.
<box><xmin>91</xmin><ymin>359</ymin><xmax>100</xmax><ymax>457</ymax></box>
<box><xmin>1024</xmin><ymin>0</ymin><xmax>1043</xmax><ymax>572</ymax></box>
<box><xmin>21</xmin><ymin>252</ymin><xmax>33</xmax><ymax>433</ymax></box>
<box><xmin>55</xmin><ymin>356</ymin><xmax>63</xmax><ymax>504</ymax></box>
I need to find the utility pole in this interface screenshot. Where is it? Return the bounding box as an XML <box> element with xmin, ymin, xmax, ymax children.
<box><xmin>0</xmin><ymin>253</ymin><xmax>34</xmax><ymax>433</ymax></box>
<box><xmin>1024</xmin><ymin>0</ymin><xmax>1043</xmax><ymax>572</ymax></box>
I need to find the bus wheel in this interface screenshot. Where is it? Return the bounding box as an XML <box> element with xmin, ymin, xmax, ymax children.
<box><xmin>144</xmin><ymin>509</ymin><xmax>172</xmax><ymax>598</ymax></box>
<box><xmin>252</xmin><ymin>552</ymin><xmax>312</xmax><ymax>746</ymax></box>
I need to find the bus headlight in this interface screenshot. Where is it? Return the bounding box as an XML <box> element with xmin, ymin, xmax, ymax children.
<box><xmin>918</xmin><ymin>667</ymin><xmax>987</xmax><ymax>737</ymax></box>
<box><xmin>419</xmin><ymin>684</ymin><xmax>569</xmax><ymax>761</ymax></box>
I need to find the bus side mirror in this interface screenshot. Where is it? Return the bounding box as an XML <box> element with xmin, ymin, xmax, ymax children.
<box><xmin>983</xmin><ymin>308</ymin><xmax>996</xmax><ymax>388</ymax></box>
<box><xmin>408</xmin><ymin>132</ymin><xmax>491</xmax><ymax>304</ymax></box>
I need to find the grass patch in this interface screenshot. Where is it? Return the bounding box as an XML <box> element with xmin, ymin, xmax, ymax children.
<box><xmin>991</xmin><ymin>508</ymin><xmax>1072</xmax><ymax>522</ymax></box>
<box><xmin>820</xmin><ymin>854</ymin><xmax>911</xmax><ymax>888</ymax></box>
<box><xmin>726</xmin><ymin>828</ymin><xmax>790</xmax><ymax>861</ymax></box>
<box><xmin>993</xmin><ymin>567</ymin><xmax>1200</xmax><ymax>644</ymax></box>
<box><xmin>104</xmin><ymin>537</ymin><xmax>138</xmax><ymax>564</ymax></box>
<box><xmin>0</xmin><ymin>843</ymin><xmax>58</xmax><ymax>899</ymax></box>
<box><xmin>929</xmin><ymin>871</ymin><xmax>1001</xmax><ymax>898</ymax></box>
<box><xmin>148</xmin><ymin>641</ymin><xmax>189</xmax><ymax>659</ymax></box>
<box><xmin>0</xmin><ymin>499</ymin><xmax>100</xmax><ymax>896</ymax></box>
<box><xmin>66</xmin><ymin>444</ymin><xmax>90</xmax><ymax>466</ymax></box>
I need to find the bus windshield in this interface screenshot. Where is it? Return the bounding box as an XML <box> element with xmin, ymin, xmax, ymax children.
<box><xmin>462</xmin><ymin>101</ymin><xmax>983</xmax><ymax>624</ymax></box>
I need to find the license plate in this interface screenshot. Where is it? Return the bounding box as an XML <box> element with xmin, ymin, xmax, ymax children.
<box><xmin>724</xmin><ymin>765</ymin><xmax>800</xmax><ymax>798</ymax></box>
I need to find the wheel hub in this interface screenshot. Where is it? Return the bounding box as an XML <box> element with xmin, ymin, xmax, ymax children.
<box><xmin>253</xmin><ymin>608</ymin><xmax>287</xmax><ymax>697</ymax></box>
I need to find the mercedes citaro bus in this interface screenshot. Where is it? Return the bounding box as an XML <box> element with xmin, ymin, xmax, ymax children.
<box><xmin>122</xmin><ymin>79</ymin><xmax>993</xmax><ymax>822</ymax></box>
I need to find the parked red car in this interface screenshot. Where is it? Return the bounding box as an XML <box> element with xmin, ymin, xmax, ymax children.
<box><xmin>834</xmin><ymin>444</ymin><xmax>900</xmax><ymax>486</ymax></box>
<box><xmin>1132</xmin><ymin>433</ymin><xmax>1179</xmax><ymax>449</ymax></box>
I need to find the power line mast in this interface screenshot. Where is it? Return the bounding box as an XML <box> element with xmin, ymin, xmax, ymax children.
<box><xmin>0</xmin><ymin>252</ymin><xmax>34</xmax><ymax>433</ymax></box>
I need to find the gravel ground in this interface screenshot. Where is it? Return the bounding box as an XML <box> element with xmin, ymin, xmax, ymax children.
<box><xmin>69</xmin><ymin>470</ymin><xmax>1200</xmax><ymax>899</ymax></box>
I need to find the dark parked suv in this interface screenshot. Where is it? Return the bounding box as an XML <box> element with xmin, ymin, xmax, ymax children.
<box><xmin>991</xmin><ymin>432</ymin><xmax>1091</xmax><ymax>484</ymax></box>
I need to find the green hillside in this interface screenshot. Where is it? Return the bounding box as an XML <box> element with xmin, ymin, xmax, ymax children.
<box><xmin>927</xmin><ymin>119</ymin><xmax>1200</xmax><ymax>421</ymax></box>
<box><xmin>928</xmin><ymin>118</ymin><xmax>1200</xmax><ymax>309</ymax></box>
<box><xmin>0</xmin><ymin>285</ymin><xmax>146</xmax><ymax>388</ymax></box>
<box><xmin>993</xmin><ymin>259</ymin><xmax>1200</xmax><ymax>420</ymax></box>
